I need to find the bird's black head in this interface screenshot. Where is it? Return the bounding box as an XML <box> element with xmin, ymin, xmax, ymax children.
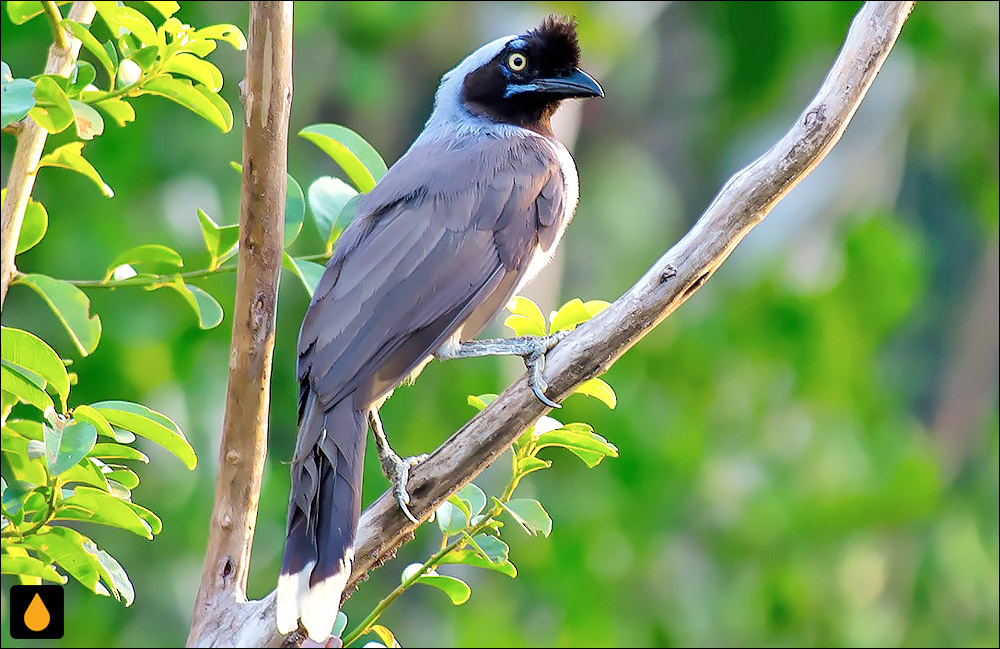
<box><xmin>461</xmin><ymin>15</ymin><xmax>603</xmax><ymax>134</ymax></box>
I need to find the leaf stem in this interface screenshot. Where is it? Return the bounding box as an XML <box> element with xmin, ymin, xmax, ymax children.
<box><xmin>343</xmin><ymin>458</ymin><xmax>526</xmax><ymax>645</ymax></box>
<box><xmin>1</xmin><ymin>480</ymin><xmax>58</xmax><ymax>540</ymax></box>
<box><xmin>61</xmin><ymin>253</ymin><xmax>331</xmax><ymax>289</ymax></box>
<box><xmin>43</xmin><ymin>2</ymin><xmax>69</xmax><ymax>51</ymax></box>
<box><xmin>341</xmin><ymin>535</ymin><xmax>464</xmax><ymax>646</ymax></box>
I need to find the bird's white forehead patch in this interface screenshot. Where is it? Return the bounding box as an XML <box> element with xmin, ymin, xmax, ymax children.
<box><xmin>449</xmin><ymin>34</ymin><xmax>517</xmax><ymax>79</ymax></box>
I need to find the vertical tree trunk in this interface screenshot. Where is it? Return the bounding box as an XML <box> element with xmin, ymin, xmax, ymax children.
<box><xmin>187</xmin><ymin>3</ymin><xmax>293</xmax><ymax>646</ymax></box>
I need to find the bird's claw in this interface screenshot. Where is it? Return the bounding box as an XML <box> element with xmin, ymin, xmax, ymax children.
<box><xmin>382</xmin><ymin>452</ymin><xmax>428</xmax><ymax>524</ymax></box>
<box><xmin>525</xmin><ymin>336</ymin><xmax>563</xmax><ymax>409</ymax></box>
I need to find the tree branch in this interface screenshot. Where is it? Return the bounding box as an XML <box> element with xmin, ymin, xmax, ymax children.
<box><xmin>0</xmin><ymin>1</ymin><xmax>96</xmax><ymax>311</ymax></box>
<box><xmin>186</xmin><ymin>2</ymin><xmax>914</xmax><ymax>646</ymax></box>
<box><xmin>186</xmin><ymin>2</ymin><xmax>293</xmax><ymax>647</ymax></box>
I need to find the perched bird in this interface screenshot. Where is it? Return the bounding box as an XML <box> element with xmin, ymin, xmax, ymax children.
<box><xmin>277</xmin><ymin>15</ymin><xmax>603</xmax><ymax>642</ymax></box>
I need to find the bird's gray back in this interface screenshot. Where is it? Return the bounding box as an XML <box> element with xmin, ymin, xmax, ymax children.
<box><xmin>297</xmin><ymin>132</ymin><xmax>572</xmax><ymax>415</ymax></box>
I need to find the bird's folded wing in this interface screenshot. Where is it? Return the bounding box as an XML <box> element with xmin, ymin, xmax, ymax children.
<box><xmin>297</xmin><ymin>135</ymin><xmax>565</xmax><ymax>411</ymax></box>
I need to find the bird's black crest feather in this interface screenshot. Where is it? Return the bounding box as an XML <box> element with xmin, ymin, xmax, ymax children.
<box><xmin>527</xmin><ymin>15</ymin><xmax>581</xmax><ymax>73</ymax></box>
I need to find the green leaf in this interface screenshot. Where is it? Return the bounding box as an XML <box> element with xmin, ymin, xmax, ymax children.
<box><xmin>71</xmin><ymin>404</ymin><xmax>116</xmax><ymax>440</ymax></box>
<box><xmin>56</xmin><ymin>486</ymin><xmax>152</xmax><ymax>538</ymax></box>
<box><xmin>1</xmin><ymin>78</ymin><xmax>36</xmax><ymax>127</ymax></box>
<box><xmin>177</xmin><ymin>283</ymin><xmax>224</xmax><ymax>329</ymax></box>
<box><xmin>416</xmin><ymin>573</ymin><xmax>471</xmax><ymax>605</ymax></box>
<box><xmin>62</xmin><ymin>20</ymin><xmax>116</xmax><ymax>82</ymax></box>
<box><xmin>104</xmin><ymin>40</ymin><xmax>120</xmax><ymax>74</ymax></box>
<box><xmin>141</xmin><ymin>75</ymin><xmax>230</xmax><ymax>132</ymax></box>
<box><xmin>194</xmin><ymin>83</ymin><xmax>233</xmax><ymax>132</ymax></box>
<box><xmin>4</xmin><ymin>442</ymin><xmax>47</xmax><ymax>486</ymax></box>
<box><xmin>332</xmin><ymin>611</ymin><xmax>348</xmax><ymax>639</ymax></box>
<box><xmin>191</xmin><ymin>23</ymin><xmax>247</xmax><ymax>50</ymax></box>
<box><xmin>282</xmin><ymin>253</ymin><xmax>326</xmax><ymax>299</ymax></box>
<box><xmin>472</xmin><ymin>533</ymin><xmax>510</xmax><ymax>563</ymax></box>
<box><xmin>506</xmin><ymin>296</ymin><xmax>547</xmax><ymax>335</ymax></box>
<box><xmin>4</xmin><ymin>190</ymin><xmax>47</xmax><ymax>256</ymax></box>
<box><xmin>435</xmin><ymin>499</ymin><xmax>468</xmax><ymax>536</ymax></box>
<box><xmin>550</xmin><ymin>298</ymin><xmax>594</xmax><ymax>333</ymax></box>
<box><xmin>60</xmin><ymin>459</ymin><xmax>110</xmax><ymax>491</ymax></box>
<box><xmin>123</xmin><ymin>500</ymin><xmax>161</xmax><ymax>534</ymax></box>
<box><xmin>0</xmin><ymin>326</ymin><xmax>70</xmax><ymax>408</ymax></box>
<box><xmin>534</xmin><ymin>425</ymin><xmax>618</xmax><ymax>468</ymax></box>
<box><xmin>6</xmin><ymin>1</ymin><xmax>48</xmax><ymax>24</ymax></box>
<box><xmin>93</xmin><ymin>96</ymin><xmax>135</xmax><ymax>126</ymax></box>
<box><xmin>70</xmin><ymin>100</ymin><xmax>105</xmax><ymax>140</ymax></box>
<box><xmin>299</xmin><ymin>124</ymin><xmax>388</xmax><ymax>192</ymax></box>
<box><xmin>503</xmin><ymin>314</ymin><xmax>546</xmax><ymax>338</ymax></box>
<box><xmin>1</xmin><ymin>364</ymin><xmax>54</xmax><ymax>412</ymax></box>
<box><xmin>21</xmin><ymin>527</ymin><xmax>106</xmax><ymax>595</ymax></box>
<box><xmin>196</xmin><ymin>209</ymin><xmax>239</xmax><ymax>262</ymax></box>
<box><xmin>44</xmin><ymin>420</ymin><xmax>97</xmax><ymax>476</ymax></box>
<box><xmin>128</xmin><ymin>46</ymin><xmax>159</xmax><ymax>73</ymax></box>
<box><xmin>87</xmin><ymin>442</ymin><xmax>149</xmax><ymax>463</ymax></box>
<box><xmin>66</xmin><ymin>63</ymin><xmax>95</xmax><ymax>98</ymax></box>
<box><xmin>90</xmin><ymin>543</ymin><xmax>133</xmax><ymax>605</ymax></box>
<box><xmin>308</xmin><ymin>176</ymin><xmax>358</xmax><ymax>244</ymax></box>
<box><xmin>583</xmin><ymin>299</ymin><xmax>611</xmax><ymax>317</ymax></box>
<box><xmin>92</xmin><ymin>1</ymin><xmax>122</xmax><ymax>38</ymax></box>
<box><xmin>161</xmin><ymin>53</ymin><xmax>222</xmax><ymax>92</ymax></box>
<box><xmin>516</xmin><ymin>456</ymin><xmax>552</xmax><ymax>477</ymax></box>
<box><xmin>37</xmin><ymin>141</ymin><xmax>114</xmax><ymax>197</ymax></box>
<box><xmin>573</xmin><ymin>377</ymin><xmax>617</xmax><ymax>409</ymax></box>
<box><xmin>117</xmin><ymin>32</ymin><xmax>139</xmax><ymax>59</ymax></box>
<box><xmin>90</xmin><ymin>400</ymin><xmax>196</xmax><ymax>469</ymax></box>
<box><xmin>455</xmin><ymin>483</ymin><xmax>487</xmax><ymax>517</ymax></box>
<box><xmin>115</xmin><ymin>6</ymin><xmax>157</xmax><ymax>46</ymax></box>
<box><xmin>30</xmin><ymin>75</ymin><xmax>74</xmax><ymax>133</ymax></box>
<box><xmin>0</xmin><ymin>553</ymin><xmax>66</xmax><ymax>584</ymax></box>
<box><xmin>16</xmin><ymin>274</ymin><xmax>103</xmax><ymax>356</ymax></box>
<box><xmin>105</xmin><ymin>468</ymin><xmax>139</xmax><ymax>490</ymax></box>
<box><xmin>369</xmin><ymin>625</ymin><xmax>397</xmax><ymax>649</ymax></box>
<box><xmin>105</xmin><ymin>244</ymin><xmax>183</xmax><ymax>281</ymax></box>
<box><xmin>440</xmin><ymin>547</ymin><xmax>517</xmax><ymax>578</ymax></box>
<box><xmin>467</xmin><ymin>394</ymin><xmax>497</xmax><ymax>411</ymax></box>
<box><xmin>146</xmin><ymin>2</ymin><xmax>179</xmax><ymax>19</ymax></box>
<box><xmin>500</xmin><ymin>498</ymin><xmax>553</xmax><ymax>537</ymax></box>
<box><xmin>68</xmin><ymin>61</ymin><xmax>97</xmax><ymax>96</ymax></box>
<box><xmin>285</xmin><ymin>174</ymin><xmax>305</xmax><ymax>247</ymax></box>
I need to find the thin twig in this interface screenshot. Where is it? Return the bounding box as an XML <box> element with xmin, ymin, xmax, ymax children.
<box><xmin>43</xmin><ymin>2</ymin><xmax>70</xmax><ymax>51</ymax></box>
<box><xmin>0</xmin><ymin>1</ymin><xmax>96</xmax><ymax>312</ymax></box>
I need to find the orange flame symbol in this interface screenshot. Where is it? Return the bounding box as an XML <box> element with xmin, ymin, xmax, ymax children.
<box><xmin>25</xmin><ymin>592</ymin><xmax>50</xmax><ymax>631</ymax></box>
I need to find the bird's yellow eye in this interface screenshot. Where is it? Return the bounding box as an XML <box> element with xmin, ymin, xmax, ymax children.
<box><xmin>507</xmin><ymin>52</ymin><xmax>528</xmax><ymax>72</ymax></box>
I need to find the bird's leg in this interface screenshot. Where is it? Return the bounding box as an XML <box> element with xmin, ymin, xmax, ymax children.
<box><xmin>435</xmin><ymin>332</ymin><xmax>569</xmax><ymax>408</ymax></box>
<box><xmin>369</xmin><ymin>408</ymin><xmax>428</xmax><ymax>524</ymax></box>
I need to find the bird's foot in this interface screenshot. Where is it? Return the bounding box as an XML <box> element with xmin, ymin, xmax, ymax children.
<box><xmin>436</xmin><ymin>331</ymin><xmax>569</xmax><ymax>408</ymax></box>
<box><xmin>523</xmin><ymin>331</ymin><xmax>568</xmax><ymax>408</ymax></box>
<box><xmin>369</xmin><ymin>408</ymin><xmax>428</xmax><ymax>524</ymax></box>
<box><xmin>378</xmin><ymin>448</ymin><xmax>429</xmax><ymax>524</ymax></box>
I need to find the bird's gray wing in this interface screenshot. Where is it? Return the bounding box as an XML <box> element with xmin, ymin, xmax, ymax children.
<box><xmin>297</xmin><ymin>135</ymin><xmax>566</xmax><ymax>412</ymax></box>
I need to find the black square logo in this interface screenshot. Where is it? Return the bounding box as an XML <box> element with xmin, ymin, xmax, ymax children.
<box><xmin>9</xmin><ymin>584</ymin><xmax>64</xmax><ymax>639</ymax></box>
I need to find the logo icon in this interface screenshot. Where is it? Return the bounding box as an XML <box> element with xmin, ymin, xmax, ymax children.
<box><xmin>9</xmin><ymin>585</ymin><xmax>64</xmax><ymax>639</ymax></box>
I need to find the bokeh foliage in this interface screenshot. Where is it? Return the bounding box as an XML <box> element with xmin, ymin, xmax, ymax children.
<box><xmin>2</xmin><ymin>1</ymin><xmax>997</xmax><ymax>647</ymax></box>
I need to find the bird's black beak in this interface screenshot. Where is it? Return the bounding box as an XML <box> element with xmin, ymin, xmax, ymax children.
<box><xmin>505</xmin><ymin>68</ymin><xmax>604</xmax><ymax>99</ymax></box>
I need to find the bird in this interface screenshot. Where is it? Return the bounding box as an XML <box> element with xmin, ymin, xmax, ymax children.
<box><xmin>276</xmin><ymin>15</ymin><xmax>603</xmax><ymax>642</ymax></box>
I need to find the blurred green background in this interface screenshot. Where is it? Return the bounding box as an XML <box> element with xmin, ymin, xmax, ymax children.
<box><xmin>2</xmin><ymin>1</ymin><xmax>997</xmax><ymax>646</ymax></box>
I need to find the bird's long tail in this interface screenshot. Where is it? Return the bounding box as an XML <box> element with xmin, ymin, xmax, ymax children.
<box><xmin>277</xmin><ymin>393</ymin><xmax>367</xmax><ymax>642</ymax></box>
